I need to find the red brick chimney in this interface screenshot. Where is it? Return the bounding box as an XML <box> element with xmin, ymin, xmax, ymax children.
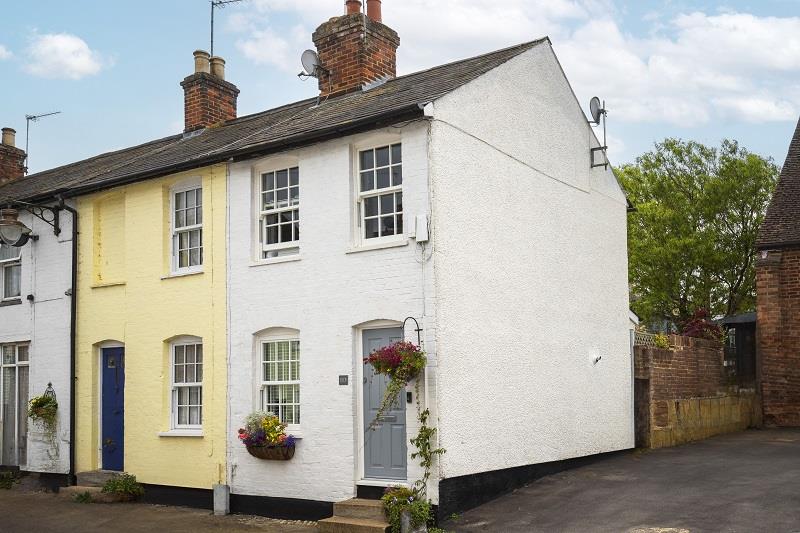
<box><xmin>312</xmin><ymin>0</ymin><xmax>400</xmax><ymax>98</ymax></box>
<box><xmin>180</xmin><ymin>50</ymin><xmax>240</xmax><ymax>132</ymax></box>
<box><xmin>0</xmin><ymin>128</ymin><xmax>26</xmax><ymax>185</ymax></box>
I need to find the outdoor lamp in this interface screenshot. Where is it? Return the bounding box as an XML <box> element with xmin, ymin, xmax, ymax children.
<box><xmin>0</xmin><ymin>209</ymin><xmax>32</xmax><ymax>247</ymax></box>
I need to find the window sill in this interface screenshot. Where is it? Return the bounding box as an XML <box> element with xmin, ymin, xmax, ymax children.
<box><xmin>346</xmin><ymin>238</ymin><xmax>409</xmax><ymax>254</ymax></box>
<box><xmin>0</xmin><ymin>299</ymin><xmax>22</xmax><ymax>307</ymax></box>
<box><xmin>161</xmin><ymin>270</ymin><xmax>204</xmax><ymax>280</ymax></box>
<box><xmin>158</xmin><ymin>429</ymin><xmax>204</xmax><ymax>438</ymax></box>
<box><xmin>250</xmin><ymin>255</ymin><xmax>302</xmax><ymax>268</ymax></box>
<box><xmin>91</xmin><ymin>281</ymin><xmax>126</xmax><ymax>289</ymax></box>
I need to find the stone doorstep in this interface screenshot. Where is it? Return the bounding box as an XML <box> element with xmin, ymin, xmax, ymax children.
<box><xmin>318</xmin><ymin>516</ymin><xmax>390</xmax><ymax>533</ymax></box>
<box><xmin>333</xmin><ymin>498</ymin><xmax>387</xmax><ymax>521</ymax></box>
<box><xmin>75</xmin><ymin>470</ymin><xmax>119</xmax><ymax>488</ymax></box>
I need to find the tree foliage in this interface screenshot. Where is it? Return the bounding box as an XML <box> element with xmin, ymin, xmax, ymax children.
<box><xmin>618</xmin><ymin>138</ymin><xmax>779</xmax><ymax>327</ymax></box>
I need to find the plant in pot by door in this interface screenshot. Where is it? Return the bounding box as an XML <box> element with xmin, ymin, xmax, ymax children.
<box><xmin>238</xmin><ymin>411</ymin><xmax>296</xmax><ymax>460</ymax></box>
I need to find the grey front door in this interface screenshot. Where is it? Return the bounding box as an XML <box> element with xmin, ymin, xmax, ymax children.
<box><xmin>363</xmin><ymin>328</ymin><xmax>407</xmax><ymax>480</ymax></box>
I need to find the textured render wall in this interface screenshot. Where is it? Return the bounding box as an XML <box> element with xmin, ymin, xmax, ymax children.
<box><xmin>757</xmin><ymin>248</ymin><xmax>800</xmax><ymax>426</ymax></box>
<box><xmin>227</xmin><ymin>123</ymin><xmax>437</xmax><ymax>503</ymax></box>
<box><xmin>75</xmin><ymin>165</ymin><xmax>227</xmax><ymax>488</ymax></box>
<box><xmin>0</xmin><ymin>208</ymin><xmax>74</xmax><ymax>474</ymax></box>
<box><xmin>429</xmin><ymin>42</ymin><xmax>633</xmax><ymax>480</ymax></box>
<box><xmin>634</xmin><ymin>337</ymin><xmax>761</xmax><ymax>448</ymax></box>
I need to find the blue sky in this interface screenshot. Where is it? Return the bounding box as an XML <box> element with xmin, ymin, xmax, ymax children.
<box><xmin>1</xmin><ymin>0</ymin><xmax>799</xmax><ymax>174</ymax></box>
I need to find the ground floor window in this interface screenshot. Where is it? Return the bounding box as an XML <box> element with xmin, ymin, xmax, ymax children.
<box><xmin>1</xmin><ymin>344</ymin><xmax>29</xmax><ymax>466</ymax></box>
<box><xmin>171</xmin><ymin>339</ymin><xmax>203</xmax><ymax>428</ymax></box>
<box><xmin>260</xmin><ymin>339</ymin><xmax>300</xmax><ymax>426</ymax></box>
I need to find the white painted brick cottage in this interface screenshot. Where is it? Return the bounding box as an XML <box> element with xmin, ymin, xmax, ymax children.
<box><xmin>225</xmin><ymin>3</ymin><xmax>632</xmax><ymax>522</ymax></box>
<box><xmin>0</xmin><ymin>130</ymin><xmax>74</xmax><ymax>483</ymax></box>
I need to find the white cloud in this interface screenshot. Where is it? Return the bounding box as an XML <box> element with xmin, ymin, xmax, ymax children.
<box><xmin>0</xmin><ymin>45</ymin><xmax>11</xmax><ymax>60</ymax></box>
<box><xmin>25</xmin><ymin>33</ymin><xmax>106</xmax><ymax>80</ymax></box>
<box><xmin>226</xmin><ymin>2</ymin><xmax>800</xmax><ymax>126</ymax></box>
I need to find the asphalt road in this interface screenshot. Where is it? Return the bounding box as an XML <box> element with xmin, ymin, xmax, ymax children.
<box><xmin>442</xmin><ymin>429</ymin><xmax>800</xmax><ymax>533</ymax></box>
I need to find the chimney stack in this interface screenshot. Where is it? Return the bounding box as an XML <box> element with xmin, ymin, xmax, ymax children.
<box><xmin>312</xmin><ymin>1</ymin><xmax>400</xmax><ymax>98</ymax></box>
<box><xmin>0</xmin><ymin>128</ymin><xmax>26</xmax><ymax>185</ymax></box>
<box><xmin>180</xmin><ymin>50</ymin><xmax>240</xmax><ymax>132</ymax></box>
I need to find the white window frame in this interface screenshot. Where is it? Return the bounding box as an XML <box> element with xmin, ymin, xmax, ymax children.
<box><xmin>170</xmin><ymin>180</ymin><xmax>204</xmax><ymax>274</ymax></box>
<box><xmin>354</xmin><ymin>141</ymin><xmax>404</xmax><ymax>246</ymax></box>
<box><xmin>258</xmin><ymin>166</ymin><xmax>300</xmax><ymax>259</ymax></box>
<box><xmin>0</xmin><ymin>343</ymin><xmax>29</xmax><ymax>467</ymax></box>
<box><xmin>257</xmin><ymin>333</ymin><xmax>300</xmax><ymax>431</ymax></box>
<box><xmin>170</xmin><ymin>337</ymin><xmax>203</xmax><ymax>431</ymax></box>
<box><xmin>0</xmin><ymin>244</ymin><xmax>22</xmax><ymax>301</ymax></box>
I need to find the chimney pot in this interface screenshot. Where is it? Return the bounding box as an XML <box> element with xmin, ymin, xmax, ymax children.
<box><xmin>345</xmin><ymin>0</ymin><xmax>362</xmax><ymax>14</ymax></box>
<box><xmin>193</xmin><ymin>50</ymin><xmax>211</xmax><ymax>74</ymax></box>
<box><xmin>366</xmin><ymin>0</ymin><xmax>382</xmax><ymax>22</ymax></box>
<box><xmin>210</xmin><ymin>56</ymin><xmax>226</xmax><ymax>80</ymax></box>
<box><xmin>1</xmin><ymin>128</ymin><xmax>15</xmax><ymax>148</ymax></box>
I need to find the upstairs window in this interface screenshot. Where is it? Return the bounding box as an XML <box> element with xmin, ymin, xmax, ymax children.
<box><xmin>358</xmin><ymin>144</ymin><xmax>403</xmax><ymax>241</ymax></box>
<box><xmin>173</xmin><ymin>185</ymin><xmax>203</xmax><ymax>272</ymax></box>
<box><xmin>0</xmin><ymin>244</ymin><xmax>21</xmax><ymax>301</ymax></box>
<box><xmin>259</xmin><ymin>167</ymin><xmax>300</xmax><ymax>259</ymax></box>
<box><xmin>171</xmin><ymin>340</ymin><xmax>203</xmax><ymax>429</ymax></box>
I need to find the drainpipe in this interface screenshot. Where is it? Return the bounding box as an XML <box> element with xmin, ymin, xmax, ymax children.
<box><xmin>56</xmin><ymin>197</ymin><xmax>78</xmax><ymax>486</ymax></box>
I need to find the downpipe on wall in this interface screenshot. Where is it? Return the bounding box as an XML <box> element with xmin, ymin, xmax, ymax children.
<box><xmin>56</xmin><ymin>197</ymin><xmax>78</xmax><ymax>486</ymax></box>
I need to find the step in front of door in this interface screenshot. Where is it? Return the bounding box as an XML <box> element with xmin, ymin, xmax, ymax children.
<box><xmin>318</xmin><ymin>516</ymin><xmax>389</xmax><ymax>533</ymax></box>
<box><xmin>334</xmin><ymin>498</ymin><xmax>386</xmax><ymax>521</ymax></box>
<box><xmin>75</xmin><ymin>470</ymin><xmax>119</xmax><ymax>487</ymax></box>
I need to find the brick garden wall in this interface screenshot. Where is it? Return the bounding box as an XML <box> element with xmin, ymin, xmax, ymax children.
<box><xmin>634</xmin><ymin>335</ymin><xmax>761</xmax><ymax>448</ymax></box>
<box><xmin>757</xmin><ymin>247</ymin><xmax>800</xmax><ymax>427</ymax></box>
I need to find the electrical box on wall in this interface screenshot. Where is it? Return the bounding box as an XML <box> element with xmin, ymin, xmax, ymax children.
<box><xmin>414</xmin><ymin>214</ymin><xmax>429</xmax><ymax>242</ymax></box>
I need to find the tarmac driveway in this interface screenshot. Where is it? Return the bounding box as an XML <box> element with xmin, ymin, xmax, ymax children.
<box><xmin>442</xmin><ymin>429</ymin><xmax>800</xmax><ymax>533</ymax></box>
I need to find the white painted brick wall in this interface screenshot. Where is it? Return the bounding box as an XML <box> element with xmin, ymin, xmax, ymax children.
<box><xmin>0</xmin><ymin>205</ymin><xmax>74</xmax><ymax>474</ymax></box>
<box><xmin>227</xmin><ymin>123</ymin><xmax>437</xmax><ymax>503</ymax></box>
<box><xmin>429</xmin><ymin>43</ymin><xmax>634</xmax><ymax>480</ymax></box>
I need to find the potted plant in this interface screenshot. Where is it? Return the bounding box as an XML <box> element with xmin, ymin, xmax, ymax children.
<box><xmin>238</xmin><ymin>411</ymin><xmax>296</xmax><ymax>460</ymax></box>
<box><xmin>364</xmin><ymin>341</ymin><xmax>426</xmax><ymax>429</ymax></box>
<box><xmin>28</xmin><ymin>394</ymin><xmax>58</xmax><ymax>427</ymax></box>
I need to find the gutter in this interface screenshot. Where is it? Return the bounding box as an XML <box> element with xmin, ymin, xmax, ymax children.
<box><xmin>56</xmin><ymin>197</ymin><xmax>78</xmax><ymax>486</ymax></box>
<box><xmin>755</xmin><ymin>239</ymin><xmax>800</xmax><ymax>251</ymax></box>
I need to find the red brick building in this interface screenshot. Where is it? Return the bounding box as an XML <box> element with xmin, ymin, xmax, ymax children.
<box><xmin>756</xmin><ymin>117</ymin><xmax>800</xmax><ymax>427</ymax></box>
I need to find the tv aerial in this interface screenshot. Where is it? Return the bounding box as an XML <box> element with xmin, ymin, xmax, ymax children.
<box><xmin>588</xmin><ymin>96</ymin><xmax>608</xmax><ymax>170</ymax></box>
<box><xmin>298</xmin><ymin>50</ymin><xmax>326</xmax><ymax>79</ymax></box>
<box><xmin>25</xmin><ymin>111</ymin><xmax>61</xmax><ymax>175</ymax></box>
<box><xmin>210</xmin><ymin>0</ymin><xmax>247</xmax><ymax>57</ymax></box>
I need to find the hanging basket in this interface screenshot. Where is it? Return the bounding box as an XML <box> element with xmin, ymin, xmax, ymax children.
<box><xmin>246</xmin><ymin>444</ymin><xmax>295</xmax><ymax>461</ymax></box>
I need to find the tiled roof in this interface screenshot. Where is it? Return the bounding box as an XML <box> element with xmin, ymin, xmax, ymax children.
<box><xmin>0</xmin><ymin>39</ymin><xmax>547</xmax><ymax>203</ymax></box>
<box><xmin>758</xmin><ymin>117</ymin><xmax>800</xmax><ymax>249</ymax></box>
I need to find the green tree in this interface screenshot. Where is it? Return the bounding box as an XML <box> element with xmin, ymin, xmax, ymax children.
<box><xmin>618</xmin><ymin>138</ymin><xmax>779</xmax><ymax>327</ymax></box>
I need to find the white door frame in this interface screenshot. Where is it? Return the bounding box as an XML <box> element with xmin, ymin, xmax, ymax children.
<box><xmin>354</xmin><ymin>320</ymin><xmax>409</xmax><ymax>486</ymax></box>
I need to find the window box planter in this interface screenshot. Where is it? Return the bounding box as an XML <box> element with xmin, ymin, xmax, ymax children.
<box><xmin>246</xmin><ymin>443</ymin><xmax>296</xmax><ymax>461</ymax></box>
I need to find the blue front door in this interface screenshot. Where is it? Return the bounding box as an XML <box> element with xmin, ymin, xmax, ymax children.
<box><xmin>101</xmin><ymin>347</ymin><xmax>125</xmax><ymax>471</ymax></box>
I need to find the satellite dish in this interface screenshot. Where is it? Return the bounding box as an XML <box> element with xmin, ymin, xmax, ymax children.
<box><xmin>589</xmin><ymin>96</ymin><xmax>604</xmax><ymax>125</ymax></box>
<box><xmin>301</xmin><ymin>50</ymin><xmax>321</xmax><ymax>77</ymax></box>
